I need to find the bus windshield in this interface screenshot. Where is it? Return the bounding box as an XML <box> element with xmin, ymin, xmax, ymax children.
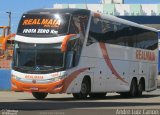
<box><xmin>13</xmin><ymin>42</ymin><xmax>65</xmax><ymax>73</ymax></box>
<box><xmin>17</xmin><ymin>13</ymin><xmax>70</xmax><ymax>37</ymax></box>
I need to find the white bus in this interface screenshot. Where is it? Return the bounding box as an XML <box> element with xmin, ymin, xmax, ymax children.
<box><xmin>12</xmin><ymin>9</ymin><xmax>158</xmax><ymax>100</ymax></box>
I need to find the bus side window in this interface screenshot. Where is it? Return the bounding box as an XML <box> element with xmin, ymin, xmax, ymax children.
<box><xmin>69</xmin><ymin>15</ymin><xmax>88</xmax><ymax>35</ymax></box>
<box><xmin>148</xmin><ymin>31</ymin><xmax>158</xmax><ymax>50</ymax></box>
<box><xmin>87</xmin><ymin>17</ymin><xmax>101</xmax><ymax>46</ymax></box>
<box><xmin>69</xmin><ymin>16</ymin><xmax>79</xmax><ymax>34</ymax></box>
<box><xmin>113</xmin><ymin>24</ymin><xmax>123</xmax><ymax>46</ymax></box>
<box><xmin>65</xmin><ymin>51</ymin><xmax>74</xmax><ymax>69</ymax></box>
<box><xmin>136</xmin><ymin>30</ymin><xmax>157</xmax><ymax>50</ymax></box>
<box><xmin>125</xmin><ymin>27</ymin><xmax>136</xmax><ymax>47</ymax></box>
<box><xmin>87</xmin><ymin>18</ymin><xmax>116</xmax><ymax>45</ymax></box>
<box><xmin>66</xmin><ymin>39</ymin><xmax>79</xmax><ymax>68</ymax></box>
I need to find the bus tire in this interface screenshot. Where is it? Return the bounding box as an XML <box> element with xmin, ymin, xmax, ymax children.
<box><xmin>129</xmin><ymin>79</ymin><xmax>138</xmax><ymax>97</ymax></box>
<box><xmin>89</xmin><ymin>93</ymin><xmax>107</xmax><ymax>98</ymax></box>
<box><xmin>32</xmin><ymin>92</ymin><xmax>48</xmax><ymax>100</ymax></box>
<box><xmin>137</xmin><ymin>80</ymin><xmax>144</xmax><ymax>97</ymax></box>
<box><xmin>72</xmin><ymin>77</ymin><xmax>90</xmax><ymax>99</ymax></box>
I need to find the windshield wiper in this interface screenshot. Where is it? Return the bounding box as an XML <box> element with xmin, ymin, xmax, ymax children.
<box><xmin>53</xmin><ymin>67</ymin><xmax>64</xmax><ymax>71</ymax></box>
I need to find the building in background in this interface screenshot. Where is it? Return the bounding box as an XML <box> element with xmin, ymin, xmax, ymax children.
<box><xmin>101</xmin><ymin>0</ymin><xmax>124</xmax><ymax>4</ymax></box>
<box><xmin>53</xmin><ymin>3</ymin><xmax>160</xmax><ymax>16</ymax></box>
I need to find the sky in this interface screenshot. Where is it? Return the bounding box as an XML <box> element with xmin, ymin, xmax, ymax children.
<box><xmin>1</xmin><ymin>0</ymin><xmax>160</xmax><ymax>33</ymax></box>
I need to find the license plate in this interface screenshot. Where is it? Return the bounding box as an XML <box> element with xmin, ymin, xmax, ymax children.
<box><xmin>30</xmin><ymin>87</ymin><xmax>38</xmax><ymax>91</ymax></box>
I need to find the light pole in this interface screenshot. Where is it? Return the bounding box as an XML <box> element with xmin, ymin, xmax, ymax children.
<box><xmin>84</xmin><ymin>0</ymin><xmax>88</xmax><ymax>9</ymax></box>
<box><xmin>6</xmin><ymin>11</ymin><xmax>11</xmax><ymax>34</ymax></box>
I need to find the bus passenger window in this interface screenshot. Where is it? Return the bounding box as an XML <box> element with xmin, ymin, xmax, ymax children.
<box><xmin>87</xmin><ymin>17</ymin><xmax>102</xmax><ymax>46</ymax></box>
<box><xmin>70</xmin><ymin>15</ymin><xmax>88</xmax><ymax>35</ymax></box>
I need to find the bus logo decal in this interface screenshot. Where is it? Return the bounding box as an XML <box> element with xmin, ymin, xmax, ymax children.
<box><xmin>32</xmin><ymin>80</ymin><xmax>36</xmax><ymax>84</ymax></box>
<box><xmin>35</xmin><ymin>66</ymin><xmax>40</xmax><ymax>71</ymax></box>
<box><xmin>136</xmin><ymin>50</ymin><xmax>155</xmax><ymax>61</ymax></box>
<box><xmin>99</xmin><ymin>42</ymin><xmax>128</xmax><ymax>84</ymax></box>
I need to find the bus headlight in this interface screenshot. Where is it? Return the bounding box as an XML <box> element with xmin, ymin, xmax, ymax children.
<box><xmin>12</xmin><ymin>75</ymin><xmax>18</xmax><ymax>79</ymax></box>
<box><xmin>49</xmin><ymin>74</ymin><xmax>66</xmax><ymax>82</ymax></box>
<box><xmin>12</xmin><ymin>75</ymin><xmax>21</xmax><ymax>80</ymax></box>
<box><xmin>12</xmin><ymin>75</ymin><xmax>16</xmax><ymax>79</ymax></box>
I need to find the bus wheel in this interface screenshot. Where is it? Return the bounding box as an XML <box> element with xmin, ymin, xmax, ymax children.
<box><xmin>32</xmin><ymin>92</ymin><xmax>48</xmax><ymax>100</ymax></box>
<box><xmin>72</xmin><ymin>77</ymin><xmax>90</xmax><ymax>99</ymax></box>
<box><xmin>129</xmin><ymin>79</ymin><xmax>138</xmax><ymax>97</ymax></box>
<box><xmin>89</xmin><ymin>93</ymin><xmax>107</xmax><ymax>98</ymax></box>
<box><xmin>137</xmin><ymin>80</ymin><xmax>144</xmax><ymax>97</ymax></box>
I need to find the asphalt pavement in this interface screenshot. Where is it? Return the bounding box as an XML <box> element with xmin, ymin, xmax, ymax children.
<box><xmin>0</xmin><ymin>89</ymin><xmax>160</xmax><ymax>115</ymax></box>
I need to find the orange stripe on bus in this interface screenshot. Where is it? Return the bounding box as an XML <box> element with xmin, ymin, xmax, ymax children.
<box><xmin>62</xmin><ymin>67</ymin><xmax>89</xmax><ymax>92</ymax></box>
<box><xmin>99</xmin><ymin>42</ymin><xmax>128</xmax><ymax>84</ymax></box>
<box><xmin>11</xmin><ymin>78</ymin><xmax>64</xmax><ymax>93</ymax></box>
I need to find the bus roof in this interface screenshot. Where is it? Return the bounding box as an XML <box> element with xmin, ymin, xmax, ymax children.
<box><xmin>24</xmin><ymin>8</ymin><xmax>158</xmax><ymax>32</ymax></box>
<box><xmin>25</xmin><ymin>8</ymin><xmax>90</xmax><ymax>15</ymax></box>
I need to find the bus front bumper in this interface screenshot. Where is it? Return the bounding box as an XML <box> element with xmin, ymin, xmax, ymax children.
<box><xmin>11</xmin><ymin>78</ymin><xmax>65</xmax><ymax>94</ymax></box>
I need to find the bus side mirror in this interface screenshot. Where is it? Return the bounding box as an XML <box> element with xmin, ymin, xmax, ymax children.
<box><xmin>61</xmin><ymin>34</ymin><xmax>77</xmax><ymax>52</ymax></box>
